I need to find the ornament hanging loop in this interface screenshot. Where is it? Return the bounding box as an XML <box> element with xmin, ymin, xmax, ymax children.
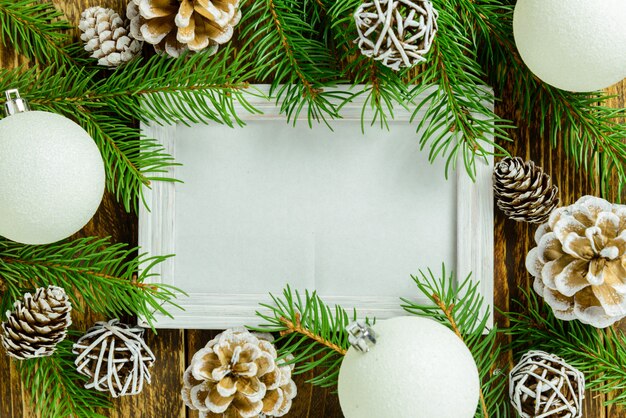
<box><xmin>346</xmin><ymin>321</ymin><xmax>377</xmax><ymax>353</ymax></box>
<box><xmin>4</xmin><ymin>89</ymin><xmax>30</xmax><ymax>116</ymax></box>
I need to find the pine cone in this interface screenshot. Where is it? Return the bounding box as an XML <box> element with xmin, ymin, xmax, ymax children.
<box><xmin>526</xmin><ymin>195</ymin><xmax>626</xmax><ymax>328</ymax></box>
<box><xmin>182</xmin><ymin>328</ymin><xmax>297</xmax><ymax>418</ymax></box>
<box><xmin>79</xmin><ymin>6</ymin><xmax>143</xmax><ymax>67</ymax></box>
<box><xmin>73</xmin><ymin>319</ymin><xmax>155</xmax><ymax>397</ymax></box>
<box><xmin>493</xmin><ymin>157</ymin><xmax>559</xmax><ymax>224</ymax></box>
<box><xmin>354</xmin><ymin>0</ymin><xmax>438</xmax><ymax>71</ymax></box>
<box><xmin>128</xmin><ymin>0</ymin><xmax>241</xmax><ymax>58</ymax></box>
<box><xmin>510</xmin><ymin>351</ymin><xmax>585</xmax><ymax>418</ymax></box>
<box><xmin>1</xmin><ymin>286</ymin><xmax>72</xmax><ymax>360</ymax></box>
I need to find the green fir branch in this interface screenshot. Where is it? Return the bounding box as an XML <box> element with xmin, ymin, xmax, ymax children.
<box><xmin>401</xmin><ymin>266</ymin><xmax>509</xmax><ymax>418</ymax></box>
<box><xmin>471</xmin><ymin>1</ymin><xmax>626</xmax><ymax>198</ymax></box>
<box><xmin>251</xmin><ymin>286</ymin><xmax>361</xmax><ymax>388</ymax></box>
<box><xmin>17</xmin><ymin>336</ymin><xmax>110</xmax><ymax>418</ymax></box>
<box><xmin>0</xmin><ymin>237</ymin><xmax>181</xmax><ymax>328</ymax></box>
<box><xmin>240</xmin><ymin>0</ymin><xmax>345</xmax><ymax>125</ymax></box>
<box><xmin>0</xmin><ymin>0</ymin><xmax>82</xmax><ymax>67</ymax></box>
<box><xmin>507</xmin><ymin>289</ymin><xmax>626</xmax><ymax>406</ymax></box>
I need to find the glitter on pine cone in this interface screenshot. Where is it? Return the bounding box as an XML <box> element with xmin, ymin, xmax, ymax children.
<box><xmin>127</xmin><ymin>0</ymin><xmax>241</xmax><ymax>58</ymax></box>
<box><xmin>509</xmin><ymin>351</ymin><xmax>585</xmax><ymax>418</ymax></box>
<box><xmin>73</xmin><ymin>319</ymin><xmax>155</xmax><ymax>397</ymax></box>
<box><xmin>354</xmin><ymin>0</ymin><xmax>438</xmax><ymax>71</ymax></box>
<box><xmin>182</xmin><ymin>328</ymin><xmax>297</xmax><ymax>418</ymax></box>
<box><xmin>493</xmin><ymin>157</ymin><xmax>560</xmax><ymax>224</ymax></box>
<box><xmin>526</xmin><ymin>195</ymin><xmax>626</xmax><ymax>328</ymax></box>
<box><xmin>1</xmin><ymin>286</ymin><xmax>72</xmax><ymax>360</ymax></box>
<box><xmin>79</xmin><ymin>6</ymin><xmax>143</xmax><ymax>67</ymax></box>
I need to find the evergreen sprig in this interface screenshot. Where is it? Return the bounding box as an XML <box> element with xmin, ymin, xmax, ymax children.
<box><xmin>240</xmin><ymin>0</ymin><xmax>345</xmax><ymax>125</ymax></box>
<box><xmin>472</xmin><ymin>1</ymin><xmax>626</xmax><ymax>198</ymax></box>
<box><xmin>252</xmin><ymin>286</ymin><xmax>359</xmax><ymax>388</ymax></box>
<box><xmin>0</xmin><ymin>237</ymin><xmax>180</xmax><ymax>327</ymax></box>
<box><xmin>507</xmin><ymin>290</ymin><xmax>626</xmax><ymax>407</ymax></box>
<box><xmin>401</xmin><ymin>266</ymin><xmax>509</xmax><ymax>418</ymax></box>
<box><xmin>0</xmin><ymin>0</ymin><xmax>83</xmax><ymax>67</ymax></box>
<box><xmin>17</xmin><ymin>336</ymin><xmax>110</xmax><ymax>418</ymax></box>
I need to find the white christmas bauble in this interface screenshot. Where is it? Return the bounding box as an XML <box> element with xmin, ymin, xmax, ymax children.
<box><xmin>338</xmin><ymin>316</ymin><xmax>480</xmax><ymax>418</ymax></box>
<box><xmin>513</xmin><ymin>0</ymin><xmax>626</xmax><ymax>92</ymax></box>
<box><xmin>0</xmin><ymin>111</ymin><xmax>105</xmax><ymax>244</ymax></box>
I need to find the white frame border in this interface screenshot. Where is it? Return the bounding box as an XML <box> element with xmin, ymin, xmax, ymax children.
<box><xmin>138</xmin><ymin>85</ymin><xmax>494</xmax><ymax>329</ymax></box>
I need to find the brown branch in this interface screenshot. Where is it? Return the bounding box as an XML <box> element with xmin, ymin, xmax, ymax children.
<box><xmin>432</xmin><ymin>294</ymin><xmax>489</xmax><ymax>418</ymax></box>
<box><xmin>267</xmin><ymin>0</ymin><xmax>319</xmax><ymax>99</ymax></box>
<box><xmin>279</xmin><ymin>313</ymin><xmax>347</xmax><ymax>355</ymax></box>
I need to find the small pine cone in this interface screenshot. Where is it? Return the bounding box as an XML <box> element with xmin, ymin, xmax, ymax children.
<box><xmin>79</xmin><ymin>6</ymin><xmax>143</xmax><ymax>67</ymax></box>
<box><xmin>1</xmin><ymin>286</ymin><xmax>72</xmax><ymax>360</ymax></box>
<box><xmin>493</xmin><ymin>157</ymin><xmax>559</xmax><ymax>224</ymax></box>
<box><xmin>127</xmin><ymin>0</ymin><xmax>241</xmax><ymax>58</ymax></box>
<box><xmin>73</xmin><ymin>319</ymin><xmax>155</xmax><ymax>397</ymax></box>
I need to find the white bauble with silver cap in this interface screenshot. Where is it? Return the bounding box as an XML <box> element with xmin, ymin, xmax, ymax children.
<box><xmin>513</xmin><ymin>0</ymin><xmax>626</xmax><ymax>92</ymax></box>
<box><xmin>0</xmin><ymin>89</ymin><xmax>105</xmax><ymax>245</ymax></box>
<box><xmin>338</xmin><ymin>316</ymin><xmax>480</xmax><ymax>418</ymax></box>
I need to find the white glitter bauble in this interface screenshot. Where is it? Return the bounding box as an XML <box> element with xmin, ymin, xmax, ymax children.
<box><xmin>513</xmin><ymin>0</ymin><xmax>626</xmax><ymax>92</ymax></box>
<box><xmin>338</xmin><ymin>316</ymin><xmax>480</xmax><ymax>418</ymax></box>
<box><xmin>0</xmin><ymin>111</ymin><xmax>105</xmax><ymax>244</ymax></box>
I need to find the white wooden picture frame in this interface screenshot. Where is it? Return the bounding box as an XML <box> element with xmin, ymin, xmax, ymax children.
<box><xmin>138</xmin><ymin>85</ymin><xmax>494</xmax><ymax>329</ymax></box>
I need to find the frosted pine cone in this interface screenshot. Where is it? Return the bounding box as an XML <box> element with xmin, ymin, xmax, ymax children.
<box><xmin>128</xmin><ymin>0</ymin><xmax>241</xmax><ymax>58</ymax></box>
<box><xmin>526</xmin><ymin>196</ymin><xmax>626</xmax><ymax>328</ymax></box>
<box><xmin>354</xmin><ymin>0</ymin><xmax>438</xmax><ymax>71</ymax></box>
<box><xmin>79</xmin><ymin>6</ymin><xmax>143</xmax><ymax>67</ymax></box>
<box><xmin>182</xmin><ymin>328</ymin><xmax>297</xmax><ymax>418</ymax></box>
<box><xmin>1</xmin><ymin>286</ymin><xmax>72</xmax><ymax>360</ymax></box>
<box><xmin>494</xmin><ymin>157</ymin><xmax>559</xmax><ymax>224</ymax></box>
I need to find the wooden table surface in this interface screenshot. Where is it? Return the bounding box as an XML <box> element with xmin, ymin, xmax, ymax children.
<box><xmin>1</xmin><ymin>1</ymin><xmax>625</xmax><ymax>417</ymax></box>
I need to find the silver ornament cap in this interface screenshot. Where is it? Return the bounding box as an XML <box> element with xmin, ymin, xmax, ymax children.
<box><xmin>346</xmin><ymin>321</ymin><xmax>377</xmax><ymax>353</ymax></box>
<box><xmin>4</xmin><ymin>89</ymin><xmax>30</xmax><ymax>116</ymax></box>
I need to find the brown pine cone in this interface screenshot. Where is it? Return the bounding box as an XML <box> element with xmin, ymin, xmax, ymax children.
<box><xmin>79</xmin><ymin>6</ymin><xmax>143</xmax><ymax>67</ymax></box>
<box><xmin>1</xmin><ymin>286</ymin><xmax>72</xmax><ymax>360</ymax></box>
<box><xmin>493</xmin><ymin>157</ymin><xmax>559</xmax><ymax>224</ymax></box>
<box><xmin>182</xmin><ymin>328</ymin><xmax>297</xmax><ymax>418</ymax></box>
<box><xmin>128</xmin><ymin>0</ymin><xmax>241</xmax><ymax>58</ymax></box>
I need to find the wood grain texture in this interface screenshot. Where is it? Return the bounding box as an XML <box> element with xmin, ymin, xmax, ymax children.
<box><xmin>0</xmin><ymin>1</ymin><xmax>624</xmax><ymax>417</ymax></box>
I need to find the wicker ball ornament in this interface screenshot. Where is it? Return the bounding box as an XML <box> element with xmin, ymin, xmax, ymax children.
<box><xmin>73</xmin><ymin>319</ymin><xmax>155</xmax><ymax>397</ymax></box>
<box><xmin>526</xmin><ymin>195</ymin><xmax>626</xmax><ymax>328</ymax></box>
<box><xmin>494</xmin><ymin>157</ymin><xmax>560</xmax><ymax>224</ymax></box>
<box><xmin>79</xmin><ymin>6</ymin><xmax>143</xmax><ymax>67</ymax></box>
<box><xmin>509</xmin><ymin>351</ymin><xmax>585</xmax><ymax>418</ymax></box>
<box><xmin>182</xmin><ymin>328</ymin><xmax>297</xmax><ymax>418</ymax></box>
<box><xmin>1</xmin><ymin>286</ymin><xmax>72</xmax><ymax>360</ymax></box>
<box><xmin>354</xmin><ymin>0</ymin><xmax>438</xmax><ymax>71</ymax></box>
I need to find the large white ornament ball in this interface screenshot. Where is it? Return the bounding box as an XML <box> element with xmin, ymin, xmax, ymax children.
<box><xmin>338</xmin><ymin>316</ymin><xmax>480</xmax><ymax>418</ymax></box>
<box><xmin>513</xmin><ymin>0</ymin><xmax>626</xmax><ymax>92</ymax></box>
<box><xmin>0</xmin><ymin>111</ymin><xmax>105</xmax><ymax>244</ymax></box>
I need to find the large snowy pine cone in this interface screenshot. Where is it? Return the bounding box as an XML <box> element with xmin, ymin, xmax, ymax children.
<box><xmin>1</xmin><ymin>286</ymin><xmax>72</xmax><ymax>360</ymax></box>
<box><xmin>79</xmin><ymin>6</ymin><xmax>143</xmax><ymax>67</ymax></box>
<box><xmin>526</xmin><ymin>195</ymin><xmax>626</xmax><ymax>328</ymax></box>
<box><xmin>182</xmin><ymin>328</ymin><xmax>297</xmax><ymax>418</ymax></box>
<box><xmin>127</xmin><ymin>0</ymin><xmax>241</xmax><ymax>58</ymax></box>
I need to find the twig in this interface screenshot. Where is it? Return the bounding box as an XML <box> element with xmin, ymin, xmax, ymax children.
<box><xmin>279</xmin><ymin>313</ymin><xmax>347</xmax><ymax>355</ymax></box>
<box><xmin>433</xmin><ymin>293</ymin><xmax>489</xmax><ymax>418</ymax></box>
